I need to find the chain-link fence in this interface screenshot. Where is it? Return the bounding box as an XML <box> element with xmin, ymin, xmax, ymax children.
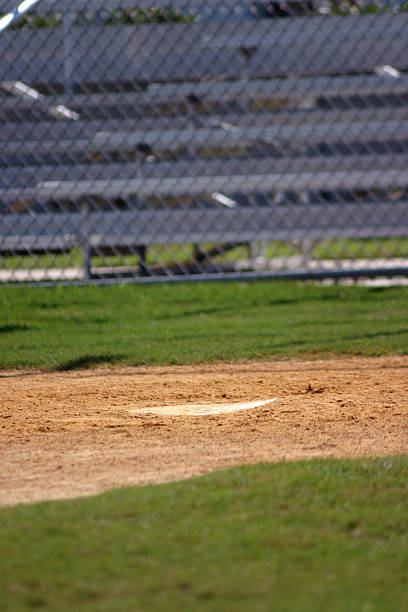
<box><xmin>1</xmin><ymin>0</ymin><xmax>408</xmax><ymax>285</ymax></box>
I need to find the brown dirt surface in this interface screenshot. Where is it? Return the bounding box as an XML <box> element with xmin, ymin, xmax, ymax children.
<box><xmin>1</xmin><ymin>355</ymin><xmax>407</xmax><ymax>508</ymax></box>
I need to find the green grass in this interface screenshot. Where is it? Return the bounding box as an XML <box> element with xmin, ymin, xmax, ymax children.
<box><xmin>0</xmin><ymin>280</ymin><xmax>407</xmax><ymax>369</ymax></box>
<box><xmin>0</xmin><ymin>456</ymin><xmax>407</xmax><ymax>611</ymax></box>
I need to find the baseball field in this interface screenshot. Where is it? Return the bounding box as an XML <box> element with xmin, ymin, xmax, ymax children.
<box><xmin>1</xmin><ymin>280</ymin><xmax>407</xmax><ymax>610</ymax></box>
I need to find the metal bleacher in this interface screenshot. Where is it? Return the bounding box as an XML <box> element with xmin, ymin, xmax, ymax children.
<box><xmin>1</xmin><ymin>0</ymin><xmax>408</xmax><ymax>282</ymax></box>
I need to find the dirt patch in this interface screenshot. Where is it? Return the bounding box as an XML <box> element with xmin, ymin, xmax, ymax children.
<box><xmin>1</xmin><ymin>355</ymin><xmax>407</xmax><ymax>507</ymax></box>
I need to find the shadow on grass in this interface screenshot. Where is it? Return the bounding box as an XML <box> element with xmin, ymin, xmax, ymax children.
<box><xmin>0</xmin><ymin>324</ymin><xmax>29</xmax><ymax>334</ymax></box>
<box><xmin>155</xmin><ymin>299</ymin><xmax>314</xmax><ymax>320</ymax></box>
<box><xmin>155</xmin><ymin>305</ymin><xmax>234</xmax><ymax>320</ymax></box>
<box><xmin>271</xmin><ymin>340</ymin><xmax>309</xmax><ymax>350</ymax></box>
<box><xmin>53</xmin><ymin>354</ymin><xmax>124</xmax><ymax>372</ymax></box>
<box><xmin>343</xmin><ymin>328</ymin><xmax>408</xmax><ymax>341</ymax></box>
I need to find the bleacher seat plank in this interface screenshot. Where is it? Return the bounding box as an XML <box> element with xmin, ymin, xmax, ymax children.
<box><xmin>1</xmin><ymin>14</ymin><xmax>407</xmax><ymax>85</ymax></box>
<box><xmin>2</xmin><ymin>107</ymin><xmax>408</xmax><ymax>158</ymax></box>
<box><xmin>3</xmin><ymin>200</ymin><xmax>408</xmax><ymax>256</ymax></box>
<box><xmin>3</xmin><ymin>73</ymin><xmax>408</xmax><ymax>122</ymax></box>
<box><xmin>1</xmin><ymin>153</ymin><xmax>404</xmax><ymax>199</ymax></box>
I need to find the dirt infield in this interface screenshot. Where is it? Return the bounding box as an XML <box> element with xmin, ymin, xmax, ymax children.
<box><xmin>1</xmin><ymin>355</ymin><xmax>407</xmax><ymax>507</ymax></box>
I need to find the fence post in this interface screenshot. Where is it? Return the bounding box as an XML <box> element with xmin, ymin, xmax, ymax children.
<box><xmin>63</xmin><ymin>5</ymin><xmax>74</xmax><ymax>95</ymax></box>
<box><xmin>81</xmin><ymin>202</ymin><xmax>91</xmax><ymax>280</ymax></box>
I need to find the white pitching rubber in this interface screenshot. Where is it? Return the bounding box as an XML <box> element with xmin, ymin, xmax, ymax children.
<box><xmin>130</xmin><ymin>398</ymin><xmax>277</xmax><ymax>416</ymax></box>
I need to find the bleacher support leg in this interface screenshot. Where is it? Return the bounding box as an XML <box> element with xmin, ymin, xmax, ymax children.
<box><xmin>81</xmin><ymin>202</ymin><xmax>92</xmax><ymax>280</ymax></box>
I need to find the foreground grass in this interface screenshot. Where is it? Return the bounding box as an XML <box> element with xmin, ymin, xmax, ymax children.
<box><xmin>0</xmin><ymin>281</ymin><xmax>407</xmax><ymax>369</ymax></box>
<box><xmin>0</xmin><ymin>456</ymin><xmax>407</xmax><ymax>611</ymax></box>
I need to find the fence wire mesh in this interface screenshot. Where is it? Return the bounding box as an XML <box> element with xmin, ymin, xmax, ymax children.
<box><xmin>1</xmin><ymin>0</ymin><xmax>408</xmax><ymax>285</ymax></box>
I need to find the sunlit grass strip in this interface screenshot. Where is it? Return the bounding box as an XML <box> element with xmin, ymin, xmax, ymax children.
<box><xmin>1</xmin><ymin>280</ymin><xmax>407</xmax><ymax>369</ymax></box>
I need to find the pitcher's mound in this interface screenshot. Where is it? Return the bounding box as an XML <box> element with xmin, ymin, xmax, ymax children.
<box><xmin>2</xmin><ymin>355</ymin><xmax>408</xmax><ymax>507</ymax></box>
<box><xmin>131</xmin><ymin>398</ymin><xmax>277</xmax><ymax>416</ymax></box>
